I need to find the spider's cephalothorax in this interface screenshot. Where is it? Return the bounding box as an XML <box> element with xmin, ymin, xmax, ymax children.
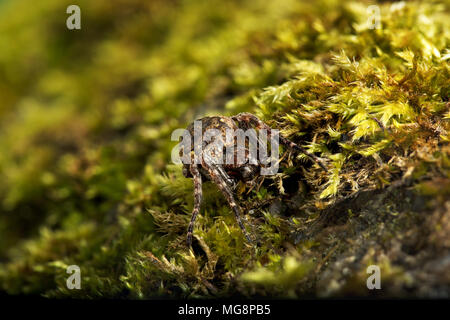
<box><xmin>180</xmin><ymin>112</ymin><xmax>327</xmax><ymax>247</ymax></box>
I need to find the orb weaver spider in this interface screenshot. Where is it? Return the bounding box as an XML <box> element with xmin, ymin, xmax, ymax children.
<box><xmin>179</xmin><ymin>112</ymin><xmax>327</xmax><ymax>247</ymax></box>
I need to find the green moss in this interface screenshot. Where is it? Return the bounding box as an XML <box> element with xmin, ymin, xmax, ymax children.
<box><xmin>0</xmin><ymin>0</ymin><xmax>449</xmax><ymax>298</ymax></box>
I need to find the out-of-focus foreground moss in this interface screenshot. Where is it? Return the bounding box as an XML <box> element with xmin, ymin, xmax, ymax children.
<box><xmin>0</xmin><ymin>0</ymin><xmax>449</xmax><ymax>298</ymax></box>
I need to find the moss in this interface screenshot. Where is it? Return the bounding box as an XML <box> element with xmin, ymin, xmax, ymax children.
<box><xmin>0</xmin><ymin>0</ymin><xmax>449</xmax><ymax>298</ymax></box>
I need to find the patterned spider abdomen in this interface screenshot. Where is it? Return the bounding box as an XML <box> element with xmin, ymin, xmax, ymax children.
<box><xmin>180</xmin><ymin>116</ymin><xmax>255</xmax><ymax>181</ymax></box>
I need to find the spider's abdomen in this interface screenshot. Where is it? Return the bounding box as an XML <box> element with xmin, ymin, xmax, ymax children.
<box><xmin>185</xmin><ymin>116</ymin><xmax>238</xmax><ymax>142</ymax></box>
<box><xmin>180</xmin><ymin>114</ymin><xmax>267</xmax><ymax>184</ymax></box>
<box><xmin>181</xmin><ymin>115</ymin><xmax>235</xmax><ymax>155</ymax></box>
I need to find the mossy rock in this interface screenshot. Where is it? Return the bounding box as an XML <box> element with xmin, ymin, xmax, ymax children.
<box><xmin>0</xmin><ymin>0</ymin><xmax>449</xmax><ymax>298</ymax></box>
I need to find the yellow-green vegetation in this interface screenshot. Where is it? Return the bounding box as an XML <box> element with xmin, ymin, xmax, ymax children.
<box><xmin>0</xmin><ymin>0</ymin><xmax>449</xmax><ymax>298</ymax></box>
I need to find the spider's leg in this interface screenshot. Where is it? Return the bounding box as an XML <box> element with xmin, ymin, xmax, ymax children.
<box><xmin>216</xmin><ymin>165</ymin><xmax>236</xmax><ymax>190</ymax></box>
<box><xmin>187</xmin><ymin>164</ymin><xmax>203</xmax><ymax>247</ymax></box>
<box><xmin>233</xmin><ymin>113</ymin><xmax>328</xmax><ymax>172</ymax></box>
<box><xmin>203</xmin><ymin>161</ymin><xmax>253</xmax><ymax>244</ymax></box>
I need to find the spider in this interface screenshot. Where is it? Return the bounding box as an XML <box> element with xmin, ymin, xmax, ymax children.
<box><xmin>179</xmin><ymin>112</ymin><xmax>327</xmax><ymax>247</ymax></box>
